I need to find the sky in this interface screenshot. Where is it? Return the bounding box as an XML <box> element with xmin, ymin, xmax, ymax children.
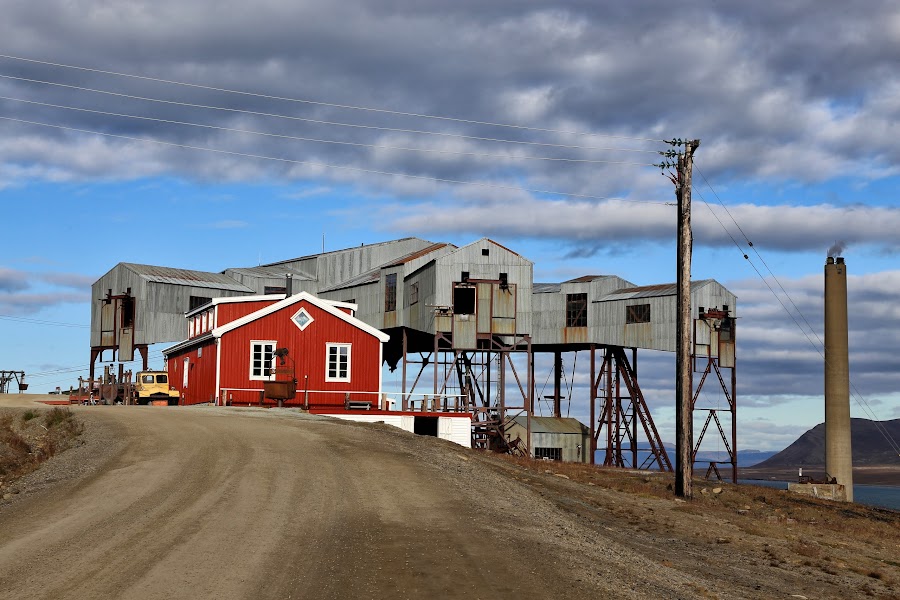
<box><xmin>1</xmin><ymin>1</ymin><xmax>899</xmax><ymax>453</ymax></box>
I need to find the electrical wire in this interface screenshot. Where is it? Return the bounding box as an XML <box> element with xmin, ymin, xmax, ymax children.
<box><xmin>0</xmin><ymin>74</ymin><xmax>662</xmax><ymax>155</ymax></box>
<box><xmin>0</xmin><ymin>95</ymin><xmax>659</xmax><ymax>167</ymax></box>
<box><xmin>0</xmin><ymin>314</ymin><xmax>89</xmax><ymax>328</ymax></box>
<box><xmin>0</xmin><ymin>53</ymin><xmax>665</xmax><ymax>142</ymax></box>
<box><xmin>692</xmin><ymin>171</ymin><xmax>900</xmax><ymax>457</ymax></box>
<box><xmin>0</xmin><ymin>116</ymin><xmax>672</xmax><ymax>206</ymax></box>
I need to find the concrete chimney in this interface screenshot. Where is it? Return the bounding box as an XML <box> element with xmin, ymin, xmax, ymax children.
<box><xmin>824</xmin><ymin>256</ymin><xmax>853</xmax><ymax>501</ymax></box>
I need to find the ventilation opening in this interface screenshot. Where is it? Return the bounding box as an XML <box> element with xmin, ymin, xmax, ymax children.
<box><xmin>413</xmin><ymin>416</ymin><xmax>439</xmax><ymax>437</ymax></box>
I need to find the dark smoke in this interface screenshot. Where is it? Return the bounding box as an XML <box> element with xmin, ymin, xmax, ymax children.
<box><xmin>827</xmin><ymin>240</ymin><xmax>846</xmax><ymax>257</ymax></box>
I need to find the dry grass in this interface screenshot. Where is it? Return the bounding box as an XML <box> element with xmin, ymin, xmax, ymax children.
<box><xmin>0</xmin><ymin>408</ymin><xmax>83</xmax><ymax>487</ymax></box>
<box><xmin>480</xmin><ymin>453</ymin><xmax>900</xmax><ymax>598</ymax></box>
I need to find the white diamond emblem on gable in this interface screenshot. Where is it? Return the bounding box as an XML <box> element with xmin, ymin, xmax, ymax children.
<box><xmin>292</xmin><ymin>307</ymin><xmax>314</xmax><ymax>331</ymax></box>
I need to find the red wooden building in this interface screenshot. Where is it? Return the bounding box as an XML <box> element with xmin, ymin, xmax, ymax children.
<box><xmin>163</xmin><ymin>292</ymin><xmax>390</xmax><ymax>407</ymax></box>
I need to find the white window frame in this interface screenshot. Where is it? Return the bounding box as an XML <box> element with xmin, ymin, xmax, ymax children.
<box><xmin>189</xmin><ymin>318</ymin><xmax>195</xmax><ymax>337</ymax></box>
<box><xmin>291</xmin><ymin>307</ymin><xmax>314</xmax><ymax>331</ymax></box>
<box><xmin>325</xmin><ymin>343</ymin><xmax>351</xmax><ymax>383</ymax></box>
<box><xmin>183</xmin><ymin>357</ymin><xmax>189</xmax><ymax>388</ymax></box>
<box><xmin>249</xmin><ymin>340</ymin><xmax>277</xmax><ymax>381</ymax></box>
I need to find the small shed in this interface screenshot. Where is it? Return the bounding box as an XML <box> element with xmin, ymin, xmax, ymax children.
<box><xmin>163</xmin><ymin>292</ymin><xmax>389</xmax><ymax>407</ymax></box>
<box><xmin>506</xmin><ymin>416</ymin><xmax>591</xmax><ymax>463</ymax></box>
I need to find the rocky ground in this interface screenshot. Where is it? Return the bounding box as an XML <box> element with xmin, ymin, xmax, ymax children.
<box><xmin>0</xmin><ymin>394</ymin><xmax>898</xmax><ymax>599</ymax></box>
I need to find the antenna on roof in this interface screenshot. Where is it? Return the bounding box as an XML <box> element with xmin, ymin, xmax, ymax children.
<box><xmin>322</xmin><ymin>233</ymin><xmax>325</xmax><ymax>254</ymax></box>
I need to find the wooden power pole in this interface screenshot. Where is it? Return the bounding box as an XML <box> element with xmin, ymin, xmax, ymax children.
<box><xmin>675</xmin><ymin>139</ymin><xmax>700</xmax><ymax>498</ymax></box>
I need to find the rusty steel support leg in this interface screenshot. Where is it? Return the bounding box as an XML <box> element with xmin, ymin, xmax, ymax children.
<box><xmin>553</xmin><ymin>350</ymin><xmax>562</xmax><ymax>418</ymax></box>
<box><xmin>590</xmin><ymin>344</ymin><xmax>596</xmax><ymax>465</ymax></box>
<box><xmin>527</xmin><ymin>342</ymin><xmax>534</xmax><ymax>458</ymax></box>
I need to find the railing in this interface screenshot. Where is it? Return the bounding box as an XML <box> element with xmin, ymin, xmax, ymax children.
<box><xmin>216</xmin><ymin>387</ymin><xmax>467</xmax><ymax>412</ymax></box>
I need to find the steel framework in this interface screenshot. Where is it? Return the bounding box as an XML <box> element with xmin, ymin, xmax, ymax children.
<box><xmin>399</xmin><ymin>328</ymin><xmax>533</xmax><ymax>452</ymax></box>
<box><xmin>0</xmin><ymin>370</ymin><xmax>26</xmax><ymax>393</ymax></box>
<box><xmin>691</xmin><ymin>308</ymin><xmax>737</xmax><ymax>483</ymax></box>
<box><xmin>589</xmin><ymin>346</ymin><xmax>672</xmax><ymax>471</ymax></box>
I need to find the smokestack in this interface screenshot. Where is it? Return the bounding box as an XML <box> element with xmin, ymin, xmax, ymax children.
<box><xmin>285</xmin><ymin>273</ymin><xmax>293</xmax><ymax>297</ymax></box>
<box><xmin>824</xmin><ymin>255</ymin><xmax>853</xmax><ymax>501</ymax></box>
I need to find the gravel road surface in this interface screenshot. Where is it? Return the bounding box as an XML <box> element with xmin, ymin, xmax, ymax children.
<box><xmin>1</xmin><ymin>397</ymin><xmax>894</xmax><ymax>599</ymax></box>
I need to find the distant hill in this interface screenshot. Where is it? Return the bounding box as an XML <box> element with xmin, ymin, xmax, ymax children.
<box><xmin>754</xmin><ymin>418</ymin><xmax>900</xmax><ymax>469</ymax></box>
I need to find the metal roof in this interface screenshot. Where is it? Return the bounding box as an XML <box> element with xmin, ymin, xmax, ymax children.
<box><xmin>510</xmin><ymin>415</ymin><xmax>588</xmax><ymax>434</ymax></box>
<box><xmin>596</xmin><ymin>279</ymin><xmax>714</xmax><ymax>302</ymax></box>
<box><xmin>225</xmin><ymin>266</ymin><xmax>316</xmax><ymax>280</ymax></box>
<box><xmin>162</xmin><ymin>332</ymin><xmax>215</xmax><ymax>356</ymax></box>
<box><xmin>260</xmin><ymin>237</ymin><xmax>434</xmax><ymax>267</ymax></box>
<box><xmin>122</xmin><ymin>264</ymin><xmax>254</xmax><ymax>292</ymax></box>
<box><xmin>319</xmin><ymin>242</ymin><xmax>455</xmax><ymax>293</ymax></box>
<box><xmin>382</xmin><ymin>242</ymin><xmax>454</xmax><ymax>267</ymax></box>
<box><xmin>318</xmin><ymin>268</ymin><xmax>381</xmax><ymax>293</ymax></box>
<box><xmin>533</xmin><ymin>283</ymin><xmax>562</xmax><ymax>294</ymax></box>
<box><xmin>564</xmin><ymin>275</ymin><xmax>606</xmax><ymax>283</ymax></box>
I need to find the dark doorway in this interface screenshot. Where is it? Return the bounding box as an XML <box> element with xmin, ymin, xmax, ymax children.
<box><xmin>413</xmin><ymin>416</ymin><xmax>439</xmax><ymax>437</ymax></box>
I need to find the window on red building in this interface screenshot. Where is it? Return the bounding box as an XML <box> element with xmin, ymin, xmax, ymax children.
<box><xmin>249</xmin><ymin>341</ymin><xmax>276</xmax><ymax>380</ymax></box>
<box><xmin>326</xmin><ymin>343</ymin><xmax>351</xmax><ymax>382</ymax></box>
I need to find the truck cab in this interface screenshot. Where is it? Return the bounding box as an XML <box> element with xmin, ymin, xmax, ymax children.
<box><xmin>135</xmin><ymin>371</ymin><xmax>180</xmax><ymax>406</ymax></box>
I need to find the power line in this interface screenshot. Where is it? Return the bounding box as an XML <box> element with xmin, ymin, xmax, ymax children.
<box><xmin>0</xmin><ymin>53</ymin><xmax>665</xmax><ymax>143</ymax></box>
<box><xmin>0</xmin><ymin>314</ymin><xmax>89</xmax><ymax>328</ymax></box>
<box><xmin>0</xmin><ymin>116</ymin><xmax>672</xmax><ymax>206</ymax></box>
<box><xmin>0</xmin><ymin>95</ymin><xmax>659</xmax><ymax>167</ymax></box>
<box><xmin>0</xmin><ymin>74</ymin><xmax>661</xmax><ymax>155</ymax></box>
<box><xmin>692</xmin><ymin>171</ymin><xmax>900</xmax><ymax>456</ymax></box>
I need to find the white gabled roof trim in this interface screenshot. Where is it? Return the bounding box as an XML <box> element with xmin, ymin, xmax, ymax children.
<box><xmin>185</xmin><ymin>293</ymin><xmax>286</xmax><ymax>317</ymax></box>
<box><xmin>211</xmin><ymin>291</ymin><xmax>389</xmax><ymax>342</ymax></box>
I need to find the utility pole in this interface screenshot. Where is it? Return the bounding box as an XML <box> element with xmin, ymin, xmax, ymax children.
<box><xmin>674</xmin><ymin>139</ymin><xmax>699</xmax><ymax>499</ymax></box>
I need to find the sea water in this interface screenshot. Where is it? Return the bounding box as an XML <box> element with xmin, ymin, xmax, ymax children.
<box><xmin>739</xmin><ymin>479</ymin><xmax>900</xmax><ymax>511</ymax></box>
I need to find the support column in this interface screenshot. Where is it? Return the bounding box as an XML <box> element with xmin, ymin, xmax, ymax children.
<box><xmin>590</xmin><ymin>344</ymin><xmax>596</xmax><ymax>465</ymax></box>
<box><xmin>553</xmin><ymin>350</ymin><xmax>562</xmax><ymax>418</ymax></box>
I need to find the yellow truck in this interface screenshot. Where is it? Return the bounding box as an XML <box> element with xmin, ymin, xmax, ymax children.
<box><xmin>134</xmin><ymin>371</ymin><xmax>181</xmax><ymax>406</ymax></box>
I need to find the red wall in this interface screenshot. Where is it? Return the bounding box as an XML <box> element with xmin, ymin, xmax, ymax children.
<box><xmin>216</xmin><ymin>300</ymin><xmax>278</xmax><ymax>327</ymax></box>
<box><xmin>167</xmin><ymin>339</ymin><xmax>218</xmax><ymax>405</ymax></box>
<box><xmin>170</xmin><ymin>298</ymin><xmax>383</xmax><ymax>408</ymax></box>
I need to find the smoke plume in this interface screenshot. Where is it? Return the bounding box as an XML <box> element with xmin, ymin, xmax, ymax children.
<box><xmin>827</xmin><ymin>241</ymin><xmax>846</xmax><ymax>257</ymax></box>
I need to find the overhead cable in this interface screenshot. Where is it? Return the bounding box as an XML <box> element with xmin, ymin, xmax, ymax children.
<box><xmin>0</xmin><ymin>116</ymin><xmax>672</xmax><ymax>206</ymax></box>
<box><xmin>0</xmin><ymin>53</ymin><xmax>665</xmax><ymax>142</ymax></box>
<box><xmin>0</xmin><ymin>95</ymin><xmax>658</xmax><ymax>167</ymax></box>
<box><xmin>0</xmin><ymin>74</ymin><xmax>660</xmax><ymax>155</ymax></box>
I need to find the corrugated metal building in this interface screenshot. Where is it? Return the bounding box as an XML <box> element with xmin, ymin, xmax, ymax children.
<box><xmin>90</xmin><ymin>235</ymin><xmax>737</xmax><ymax>471</ymax></box>
<box><xmin>505</xmin><ymin>416</ymin><xmax>591</xmax><ymax>463</ymax></box>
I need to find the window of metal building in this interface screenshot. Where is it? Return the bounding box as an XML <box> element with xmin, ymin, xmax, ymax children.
<box><xmin>566</xmin><ymin>293</ymin><xmax>588</xmax><ymax>327</ymax></box>
<box><xmin>409</xmin><ymin>281</ymin><xmax>419</xmax><ymax>306</ymax></box>
<box><xmin>626</xmin><ymin>303</ymin><xmax>651</xmax><ymax>324</ymax></box>
<box><xmin>264</xmin><ymin>286</ymin><xmax>287</xmax><ymax>295</ymax></box>
<box><xmin>189</xmin><ymin>296</ymin><xmax>212</xmax><ymax>311</ymax></box>
<box><xmin>453</xmin><ymin>285</ymin><xmax>476</xmax><ymax>315</ymax></box>
<box><xmin>535</xmin><ymin>447</ymin><xmax>563</xmax><ymax>461</ymax></box>
<box><xmin>384</xmin><ymin>273</ymin><xmax>397</xmax><ymax>312</ymax></box>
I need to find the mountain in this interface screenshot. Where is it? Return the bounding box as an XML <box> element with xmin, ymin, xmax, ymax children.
<box><xmin>753</xmin><ymin>418</ymin><xmax>900</xmax><ymax>469</ymax></box>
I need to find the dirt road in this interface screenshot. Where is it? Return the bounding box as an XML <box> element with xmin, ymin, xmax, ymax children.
<box><xmin>1</xmin><ymin>398</ymin><xmax>897</xmax><ymax>599</ymax></box>
<box><xmin>0</xmin><ymin>402</ymin><xmax>640</xmax><ymax>599</ymax></box>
